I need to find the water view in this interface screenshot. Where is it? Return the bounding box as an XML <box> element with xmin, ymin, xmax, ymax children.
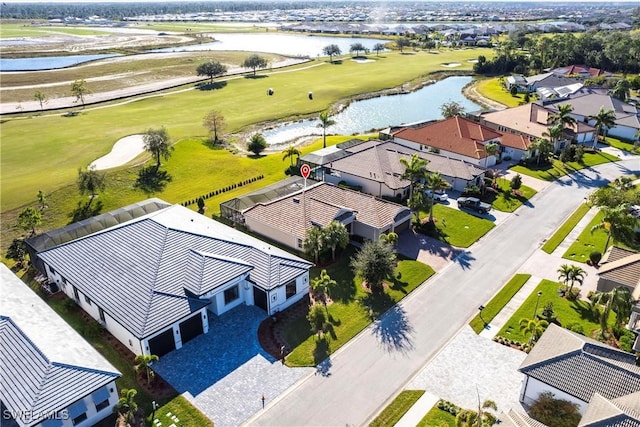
<box><xmin>0</xmin><ymin>53</ymin><xmax>121</xmax><ymax>72</ymax></box>
<box><xmin>263</xmin><ymin>75</ymin><xmax>481</xmax><ymax>145</ymax></box>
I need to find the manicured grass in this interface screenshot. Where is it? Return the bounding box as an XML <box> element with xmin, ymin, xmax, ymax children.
<box><xmin>562</xmin><ymin>210</ymin><xmax>609</xmax><ymax>263</ymax></box>
<box><xmin>369</xmin><ymin>390</ymin><xmax>425</xmax><ymax>427</ymax></box>
<box><xmin>0</xmin><ymin>23</ymin><xmax>114</xmax><ymax>38</ymax></box>
<box><xmin>605</xmin><ymin>135</ymin><xmax>639</xmax><ymax>154</ymax></box>
<box><xmin>425</xmin><ymin>204</ymin><xmax>496</xmax><ymax>248</ymax></box>
<box><xmin>469</xmin><ymin>273</ymin><xmax>532</xmax><ymax>334</ymax></box>
<box><xmin>510</xmin><ymin>151</ymin><xmax>619</xmax><ymax>181</ymax></box>
<box><xmin>153</xmin><ymin>395</ymin><xmax>213</xmax><ymax>427</ymax></box>
<box><xmin>475</xmin><ymin>77</ymin><xmax>522</xmax><ymax>108</ymax></box>
<box><xmin>541</xmin><ymin>203</ymin><xmax>591</xmax><ymax>254</ymax></box>
<box><xmin>488</xmin><ymin>178</ymin><xmax>536</xmax><ymax>213</ymax></box>
<box><xmin>284</xmin><ymin>249</ymin><xmax>435</xmax><ymax>367</ymax></box>
<box><xmin>417</xmin><ymin>407</ymin><xmax>456</xmax><ymax>427</ymax></box>
<box><xmin>496</xmin><ymin>279</ymin><xmax>612</xmax><ymax>344</ymax></box>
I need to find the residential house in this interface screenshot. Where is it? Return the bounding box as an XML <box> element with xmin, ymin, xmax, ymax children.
<box><xmin>536</xmin><ymin>82</ymin><xmax>583</xmax><ymax>101</ymax></box>
<box><xmin>551</xmin><ymin>65</ymin><xmax>612</xmax><ymax>78</ymax></box>
<box><xmin>34</xmin><ymin>201</ymin><xmax>313</xmax><ymax>357</ymax></box>
<box><xmin>518</xmin><ymin>324</ymin><xmax>640</xmax><ymax>414</ymax></box>
<box><xmin>578</xmin><ymin>391</ymin><xmax>640</xmax><ymax>426</ymax></box>
<box><xmin>242</xmin><ymin>182</ymin><xmax>412</xmax><ymax>250</ymax></box>
<box><xmin>0</xmin><ymin>264</ymin><xmax>121</xmax><ymax>427</ymax></box>
<box><xmin>506</xmin><ymin>73</ymin><xmax>582</xmax><ymax>96</ymax></box>
<box><xmin>545</xmin><ymin>93</ymin><xmax>640</xmax><ymax>141</ymax></box>
<box><xmin>391</xmin><ymin>116</ymin><xmax>533</xmax><ymax>166</ymax></box>
<box><xmin>596</xmin><ymin>246</ymin><xmax>640</xmax><ymax>294</ymax></box>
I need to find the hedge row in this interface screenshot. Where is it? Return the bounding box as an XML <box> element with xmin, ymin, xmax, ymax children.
<box><xmin>181</xmin><ymin>175</ymin><xmax>264</xmax><ymax>207</ymax></box>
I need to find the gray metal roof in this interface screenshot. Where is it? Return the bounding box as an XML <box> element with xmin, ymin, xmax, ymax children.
<box><xmin>0</xmin><ymin>265</ymin><xmax>120</xmax><ymax>427</ymax></box>
<box><xmin>519</xmin><ymin>324</ymin><xmax>640</xmax><ymax>403</ymax></box>
<box><xmin>37</xmin><ymin>203</ymin><xmax>312</xmax><ymax>339</ymax></box>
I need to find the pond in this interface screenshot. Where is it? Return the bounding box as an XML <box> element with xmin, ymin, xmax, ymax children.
<box><xmin>151</xmin><ymin>33</ymin><xmax>387</xmax><ymax>58</ymax></box>
<box><xmin>262</xmin><ymin>75</ymin><xmax>481</xmax><ymax>145</ymax></box>
<box><xmin>0</xmin><ymin>53</ymin><xmax>121</xmax><ymax>72</ymax></box>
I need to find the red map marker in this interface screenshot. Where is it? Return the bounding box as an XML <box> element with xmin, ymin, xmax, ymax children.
<box><xmin>300</xmin><ymin>164</ymin><xmax>310</xmax><ymax>179</ymax></box>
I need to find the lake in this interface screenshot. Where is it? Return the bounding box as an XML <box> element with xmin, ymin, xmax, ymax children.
<box><xmin>0</xmin><ymin>53</ymin><xmax>121</xmax><ymax>72</ymax></box>
<box><xmin>262</xmin><ymin>75</ymin><xmax>480</xmax><ymax>145</ymax></box>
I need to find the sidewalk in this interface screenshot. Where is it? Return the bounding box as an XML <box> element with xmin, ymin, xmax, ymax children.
<box><xmin>394</xmin><ymin>392</ymin><xmax>439</xmax><ymax>427</ymax></box>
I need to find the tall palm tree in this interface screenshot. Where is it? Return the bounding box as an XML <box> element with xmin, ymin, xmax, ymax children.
<box><xmin>610</xmin><ymin>79</ymin><xmax>631</xmax><ymax>101</ymax></box>
<box><xmin>424</xmin><ymin>172</ymin><xmax>450</xmax><ymax>222</ymax></box>
<box><xmin>542</xmin><ymin>124</ymin><xmax>564</xmax><ymax>153</ymax></box>
<box><xmin>588</xmin><ymin>107</ymin><xmax>616</xmax><ymax>149</ymax></box>
<box><xmin>530</xmin><ymin>138</ymin><xmax>553</xmax><ymax>165</ymax></box>
<box><xmin>310</xmin><ymin>269</ymin><xmax>336</xmax><ymax>313</ymax></box>
<box><xmin>399</xmin><ymin>154</ymin><xmax>428</xmax><ymax>200</ymax></box>
<box><xmin>303</xmin><ymin>226</ymin><xmax>324</xmax><ymax>263</ymax></box>
<box><xmin>318</xmin><ymin>111</ymin><xmax>336</xmax><ymax>148</ymax></box>
<box><xmin>478</xmin><ymin>142</ymin><xmax>500</xmax><ymax>167</ymax></box>
<box><xmin>114</xmin><ymin>388</ymin><xmax>138</xmax><ymax>425</ymax></box>
<box><xmin>323</xmin><ymin>220</ymin><xmax>349</xmax><ymax>261</ymax></box>
<box><xmin>282</xmin><ymin>145</ymin><xmax>301</xmax><ymax>167</ymax></box>
<box><xmin>590</xmin><ymin>204</ymin><xmax>638</xmax><ymax>252</ymax></box>
<box><xmin>557</xmin><ymin>264</ymin><xmax>587</xmax><ymax>295</ymax></box>
<box><xmin>549</xmin><ymin>104</ymin><xmax>577</xmax><ymax>129</ymax></box>
<box><xmin>519</xmin><ymin>318</ymin><xmax>549</xmax><ymax>344</ymax></box>
<box><xmin>134</xmin><ymin>354</ymin><xmax>159</xmax><ymax>385</ymax></box>
<box><xmin>592</xmin><ymin>286</ymin><xmax>634</xmax><ymax>335</ymax></box>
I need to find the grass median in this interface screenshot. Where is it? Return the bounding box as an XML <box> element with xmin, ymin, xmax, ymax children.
<box><xmin>370</xmin><ymin>390</ymin><xmax>425</xmax><ymax>427</ymax></box>
<box><xmin>541</xmin><ymin>203</ymin><xmax>591</xmax><ymax>254</ymax></box>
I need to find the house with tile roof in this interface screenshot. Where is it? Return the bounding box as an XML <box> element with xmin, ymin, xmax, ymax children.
<box><xmin>34</xmin><ymin>202</ymin><xmax>313</xmax><ymax>357</ymax></box>
<box><xmin>596</xmin><ymin>246</ymin><xmax>640</xmax><ymax>294</ymax></box>
<box><xmin>0</xmin><ymin>264</ymin><xmax>121</xmax><ymax>427</ymax></box>
<box><xmin>518</xmin><ymin>324</ymin><xmax>640</xmax><ymax>415</ymax></box>
<box><xmin>391</xmin><ymin>116</ymin><xmax>533</xmax><ymax>166</ymax></box>
<box><xmin>551</xmin><ymin>65</ymin><xmax>612</xmax><ymax>78</ymax></box>
<box><xmin>578</xmin><ymin>391</ymin><xmax>640</xmax><ymax>426</ymax></box>
<box><xmin>242</xmin><ymin>182</ymin><xmax>412</xmax><ymax>250</ymax></box>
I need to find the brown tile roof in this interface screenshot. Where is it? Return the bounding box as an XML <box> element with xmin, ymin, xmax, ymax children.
<box><xmin>482</xmin><ymin>104</ymin><xmax>551</xmax><ymax>139</ymax></box>
<box><xmin>393</xmin><ymin>116</ymin><xmax>501</xmax><ymax>159</ymax></box>
<box><xmin>598</xmin><ymin>253</ymin><xmax>640</xmax><ymax>290</ymax></box>
<box><xmin>242</xmin><ymin>182</ymin><xmax>410</xmax><ymax>241</ymax></box>
<box><xmin>499</xmin><ymin>132</ymin><xmax>533</xmax><ymax>150</ymax></box>
<box><xmin>602</xmin><ymin>246</ymin><xmax>638</xmax><ymax>264</ymax></box>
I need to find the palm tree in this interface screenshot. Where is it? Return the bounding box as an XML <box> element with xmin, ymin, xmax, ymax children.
<box><xmin>424</xmin><ymin>172</ymin><xmax>450</xmax><ymax>222</ymax></box>
<box><xmin>590</xmin><ymin>205</ymin><xmax>638</xmax><ymax>252</ymax></box>
<box><xmin>542</xmin><ymin>124</ymin><xmax>564</xmax><ymax>153</ymax></box>
<box><xmin>549</xmin><ymin>104</ymin><xmax>577</xmax><ymax>129</ymax></box>
<box><xmin>399</xmin><ymin>154</ymin><xmax>428</xmax><ymax>200</ymax></box>
<box><xmin>530</xmin><ymin>138</ymin><xmax>553</xmax><ymax>165</ymax></box>
<box><xmin>134</xmin><ymin>354</ymin><xmax>159</xmax><ymax>385</ymax></box>
<box><xmin>318</xmin><ymin>110</ymin><xmax>336</xmax><ymax>148</ymax></box>
<box><xmin>114</xmin><ymin>388</ymin><xmax>138</xmax><ymax>425</ymax></box>
<box><xmin>519</xmin><ymin>317</ymin><xmax>549</xmax><ymax>344</ymax></box>
<box><xmin>310</xmin><ymin>269</ymin><xmax>336</xmax><ymax>313</ymax></box>
<box><xmin>323</xmin><ymin>220</ymin><xmax>349</xmax><ymax>260</ymax></box>
<box><xmin>407</xmin><ymin>185</ymin><xmax>429</xmax><ymax>223</ymax></box>
<box><xmin>456</xmin><ymin>399</ymin><xmax>498</xmax><ymax>427</ymax></box>
<box><xmin>588</xmin><ymin>107</ymin><xmax>616</xmax><ymax>149</ymax></box>
<box><xmin>282</xmin><ymin>145</ymin><xmax>301</xmax><ymax>167</ymax></box>
<box><xmin>557</xmin><ymin>264</ymin><xmax>587</xmax><ymax>295</ymax></box>
<box><xmin>610</xmin><ymin>79</ymin><xmax>631</xmax><ymax>101</ymax></box>
<box><xmin>592</xmin><ymin>286</ymin><xmax>634</xmax><ymax>336</ymax></box>
<box><xmin>303</xmin><ymin>226</ymin><xmax>324</xmax><ymax>263</ymax></box>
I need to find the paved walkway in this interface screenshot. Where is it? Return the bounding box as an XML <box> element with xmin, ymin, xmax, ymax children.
<box><xmin>394</xmin><ymin>392</ymin><xmax>439</xmax><ymax>427</ymax></box>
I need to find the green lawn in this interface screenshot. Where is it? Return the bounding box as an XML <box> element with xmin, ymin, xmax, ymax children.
<box><xmin>417</xmin><ymin>407</ymin><xmax>456</xmax><ymax>427</ymax></box>
<box><xmin>469</xmin><ymin>274</ymin><xmax>532</xmax><ymax>334</ymax></box>
<box><xmin>605</xmin><ymin>135</ymin><xmax>639</xmax><ymax>154</ymax></box>
<box><xmin>541</xmin><ymin>203</ymin><xmax>591</xmax><ymax>254</ymax></box>
<box><xmin>369</xmin><ymin>390</ymin><xmax>425</xmax><ymax>427</ymax></box>
<box><xmin>422</xmin><ymin>204</ymin><xmax>496</xmax><ymax>248</ymax></box>
<box><xmin>284</xmin><ymin>249</ymin><xmax>434</xmax><ymax>366</ymax></box>
<box><xmin>562</xmin><ymin>210</ymin><xmax>607</xmax><ymax>263</ymax></box>
<box><xmin>510</xmin><ymin>151</ymin><xmax>619</xmax><ymax>181</ymax></box>
<box><xmin>475</xmin><ymin>77</ymin><xmax>522</xmax><ymax>108</ymax></box>
<box><xmin>487</xmin><ymin>178</ymin><xmax>536</xmax><ymax>213</ymax></box>
<box><xmin>497</xmin><ymin>279</ymin><xmax>612</xmax><ymax>344</ymax></box>
<box><xmin>0</xmin><ymin>23</ymin><xmax>115</xmax><ymax>38</ymax></box>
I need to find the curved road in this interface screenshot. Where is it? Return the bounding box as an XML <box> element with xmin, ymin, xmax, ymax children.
<box><xmin>247</xmin><ymin>156</ymin><xmax>640</xmax><ymax>426</ymax></box>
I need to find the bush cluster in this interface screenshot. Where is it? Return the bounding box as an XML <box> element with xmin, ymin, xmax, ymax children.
<box><xmin>437</xmin><ymin>399</ymin><xmax>461</xmax><ymax>416</ymax></box>
<box><xmin>182</xmin><ymin>175</ymin><xmax>264</xmax><ymax>207</ymax></box>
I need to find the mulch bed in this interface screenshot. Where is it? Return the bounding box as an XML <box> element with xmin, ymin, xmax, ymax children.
<box><xmin>257</xmin><ymin>295</ymin><xmax>310</xmax><ymax>360</ymax></box>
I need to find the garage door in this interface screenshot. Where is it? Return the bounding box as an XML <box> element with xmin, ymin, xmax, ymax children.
<box><xmin>179</xmin><ymin>314</ymin><xmax>204</xmax><ymax>345</ymax></box>
<box><xmin>148</xmin><ymin>329</ymin><xmax>176</xmax><ymax>357</ymax></box>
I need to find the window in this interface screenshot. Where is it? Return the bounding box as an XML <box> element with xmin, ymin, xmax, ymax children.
<box><xmin>285</xmin><ymin>281</ymin><xmax>297</xmax><ymax>299</ymax></box>
<box><xmin>49</xmin><ymin>266</ymin><xmax>56</xmax><ymax>275</ymax></box>
<box><xmin>99</xmin><ymin>308</ymin><xmax>106</xmax><ymax>323</ymax></box>
<box><xmin>84</xmin><ymin>295</ymin><xmax>91</xmax><ymax>305</ymax></box>
<box><xmin>72</xmin><ymin>413</ymin><xmax>87</xmax><ymax>426</ymax></box>
<box><xmin>224</xmin><ymin>285</ymin><xmax>239</xmax><ymax>305</ymax></box>
<box><xmin>95</xmin><ymin>399</ymin><xmax>110</xmax><ymax>412</ymax></box>
<box><xmin>297</xmin><ymin>239</ymin><xmax>303</xmax><ymax>249</ymax></box>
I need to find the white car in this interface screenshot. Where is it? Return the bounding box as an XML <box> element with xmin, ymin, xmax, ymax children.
<box><xmin>425</xmin><ymin>189</ymin><xmax>449</xmax><ymax>202</ymax></box>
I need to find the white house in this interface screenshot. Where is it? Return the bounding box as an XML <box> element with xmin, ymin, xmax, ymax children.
<box><xmin>35</xmin><ymin>201</ymin><xmax>313</xmax><ymax>357</ymax></box>
<box><xmin>0</xmin><ymin>264</ymin><xmax>121</xmax><ymax>427</ymax></box>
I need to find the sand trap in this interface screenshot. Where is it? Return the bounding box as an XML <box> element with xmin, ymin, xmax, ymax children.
<box><xmin>442</xmin><ymin>62</ymin><xmax>462</xmax><ymax>67</ymax></box>
<box><xmin>467</xmin><ymin>59</ymin><xmax>479</xmax><ymax>63</ymax></box>
<box><xmin>89</xmin><ymin>134</ymin><xmax>145</xmax><ymax>170</ymax></box>
<box><xmin>351</xmin><ymin>58</ymin><xmax>374</xmax><ymax>63</ymax></box>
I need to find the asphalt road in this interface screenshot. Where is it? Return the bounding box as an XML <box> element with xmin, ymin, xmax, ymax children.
<box><xmin>248</xmin><ymin>157</ymin><xmax>640</xmax><ymax>427</ymax></box>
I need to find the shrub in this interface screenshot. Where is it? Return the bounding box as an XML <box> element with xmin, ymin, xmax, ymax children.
<box><xmin>463</xmin><ymin>185</ymin><xmax>481</xmax><ymax>196</ymax></box>
<box><xmin>619</xmin><ymin>332</ymin><xmax>634</xmax><ymax>353</ymax></box>
<box><xmin>589</xmin><ymin>251</ymin><xmax>602</xmax><ymax>266</ymax></box>
<box><xmin>529</xmin><ymin>392</ymin><xmax>581</xmax><ymax>427</ymax></box>
<box><xmin>541</xmin><ymin>302</ymin><xmax>556</xmax><ymax>322</ymax></box>
<box><xmin>567</xmin><ymin>323</ymin><xmax>585</xmax><ymax>335</ymax></box>
<box><xmin>510</xmin><ymin>174</ymin><xmax>523</xmax><ymax>190</ymax></box>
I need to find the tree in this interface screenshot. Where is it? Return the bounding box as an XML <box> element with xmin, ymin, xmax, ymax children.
<box><xmin>323</xmin><ymin>220</ymin><xmax>349</xmax><ymax>261</ymax></box>
<box><xmin>196</xmin><ymin>60</ymin><xmax>227</xmax><ymax>83</ymax></box>
<box><xmin>530</xmin><ymin>138</ymin><xmax>553</xmax><ymax>165</ymax></box>
<box><xmin>407</xmin><ymin>185</ymin><xmax>429</xmax><ymax>223</ymax></box>
<box><xmin>34</xmin><ymin>91</ymin><xmax>48</xmax><ymax>111</ymax></box>
<box><xmin>6</xmin><ymin>238</ymin><xmax>27</xmax><ymax>267</ymax></box>
<box><xmin>318</xmin><ymin>110</ymin><xmax>336</xmax><ymax>148</ymax></box>
<box><xmin>310</xmin><ymin>269</ymin><xmax>336</xmax><ymax>312</ymax></box>
<box><xmin>590</xmin><ymin>204</ymin><xmax>638</xmax><ymax>252</ymax></box>
<box><xmin>134</xmin><ymin>354</ymin><xmax>159</xmax><ymax>385</ymax></box>
<box><xmin>70</xmin><ymin>79</ymin><xmax>90</xmax><ymax>108</ymax></box>
<box><xmin>588</xmin><ymin>107</ymin><xmax>616</xmax><ymax>149</ymax></box>
<box><xmin>307</xmin><ymin>303</ymin><xmax>326</xmax><ymax>337</ymax></box>
<box><xmin>247</xmin><ymin>133</ymin><xmax>267</xmax><ymax>155</ymax></box>
<box><xmin>349</xmin><ymin>42</ymin><xmax>366</xmax><ymax>57</ymax></box>
<box><xmin>399</xmin><ymin>154</ymin><xmax>428</xmax><ymax>200</ymax></box>
<box><xmin>510</xmin><ymin>174</ymin><xmax>522</xmax><ymax>190</ymax></box>
<box><xmin>440</xmin><ymin>101</ymin><xmax>465</xmax><ymax>119</ymax></box>
<box><xmin>143</xmin><ymin>127</ymin><xmax>172</xmax><ymax>170</ymax></box>
<box><xmin>519</xmin><ymin>317</ymin><xmax>548</xmax><ymax>344</ymax></box>
<box><xmin>529</xmin><ymin>392</ymin><xmax>581</xmax><ymax>427</ymax></box>
<box><xmin>424</xmin><ymin>172</ymin><xmax>450</xmax><ymax>222</ymax></box>
<box><xmin>37</xmin><ymin>190</ymin><xmax>47</xmax><ymax>211</ymax></box>
<box><xmin>557</xmin><ymin>264</ymin><xmax>587</xmax><ymax>295</ymax></box>
<box><xmin>322</xmin><ymin>44</ymin><xmax>342</xmax><ymax>62</ymax></box>
<box><xmin>114</xmin><ymin>388</ymin><xmax>138</xmax><ymax>425</ymax></box>
<box><xmin>203</xmin><ymin>110</ymin><xmax>226</xmax><ymax>144</ymax></box>
<box><xmin>351</xmin><ymin>240</ymin><xmax>396</xmax><ymax>293</ymax></box>
<box><xmin>396</xmin><ymin>36</ymin><xmax>412</xmax><ymax>53</ymax></box>
<box><xmin>372</xmin><ymin>43</ymin><xmax>385</xmax><ymax>56</ymax></box>
<box><xmin>592</xmin><ymin>286</ymin><xmax>634</xmax><ymax>334</ymax></box>
<box><xmin>77</xmin><ymin>167</ymin><xmax>106</xmax><ymax>208</ymax></box>
<box><xmin>282</xmin><ymin>145</ymin><xmax>301</xmax><ymax>167</ymax></box>
<box><xmin>303</xmin><ymin>226</ymin><xmax>324</xmax><ymax>264</ymax></box>
<box><xmin>455</xmin><ymin>399</ymin><xmax>498</xmax><ymax>427</ymax></box>
<box><xmin>549</xmin><ymin>104</ymin><xmax>577</xmax><ymax>129</ymax></box>
<box><xmin>610</xmin><ymin>79</ymin><xmax>631</xmax><ymax>101</ymax></box>
<box><xmin>542</xmin><ymin>124</ymin><xmax>563</xmax><ymax>151</ymax></box>
<box><xmin>242</xmin><ymin>54</ymin><xmax>268</xmax><ymax>76</ymax></box>
<box><xmin>481</xmin><ymin>142</ymin><xmax>500</xmax><ymax>167</ymax></box>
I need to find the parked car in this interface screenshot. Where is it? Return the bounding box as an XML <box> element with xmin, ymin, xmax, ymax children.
<box><xmin>457</xmin><ymin>197</ymin><xmax>491</xmax><ymax>214</ymax></box>
<box><xmin>425</xmin><ymin>189</ymin><xmax>449</xmax><ymax>202</ymax></box>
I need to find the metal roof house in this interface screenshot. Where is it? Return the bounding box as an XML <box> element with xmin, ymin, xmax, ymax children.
<box><xmin>34</xmin><ymin>202</ymin><xmax>313</xmax><ymax>357</ymax></box>
<box><xmin>0</xmin><ymin>264</ymin><xmax>121</xmax><ymax>427</ymax></box>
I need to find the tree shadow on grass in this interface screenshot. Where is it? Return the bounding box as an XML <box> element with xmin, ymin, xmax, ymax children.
<box><xmin>134</xmin><ymin>166</ymin><xmax>172</xmax><ymax>194</ymax></box>
<box><xmin>195</xmin><ymin>81</ymin><xmax>227</xmax><ymax>91</ymax></box>
<box><xmin>247</xmin><ymin>154</ymin><xmax>267</xmax><ymax>159</ymax></box>
<box><xmin>372</xmin><ymin>305</ymin><xmax>415</xmax><ymax>355</ymax></box>
<box><xmin>571</xmin><ymin>299</ymin><xmax>600</xmax><ymax>323</ymax></box>
<box><xmin>69</xmin><ymin>199</ymin><xmax>103</xmax><ymax>223</ymax></box>
<box><xmin>244</xmin><ymin>74</ymin><xmax>268</xmax><ymax>79</ymax></box>
<box><xmin>360</xmin><ymin>290</ymin><xmax>395</xmax><ymax>319</ymax></box>
<box><xmin>313</xmin><ymin>335</ymin><xmax>330</xmax><ymax>364</ymax></box>
<box><xmin>389</xmin><ymin>274</ymin><xmax>409</xmax><ymax>294</ymax></box>
<box><xmin>328</xmin><ymin>60</ymin><xmax>343</xmax><ymax>65</ymax></box>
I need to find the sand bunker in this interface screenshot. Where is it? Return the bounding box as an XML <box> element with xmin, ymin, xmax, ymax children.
<box><xmin>442</xmin><ymin>62</ymin><xmax>462</xmax><ymax>67</ymax></box>
<box><xmin>89</xmin><ymin>134</ymin><xmax>145</xmax><ymax>170</ymax></box>
<box><xmin>351</xmin><ymin>58</ymin><xmax>374</xmax><ymax>63</ymax></box>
